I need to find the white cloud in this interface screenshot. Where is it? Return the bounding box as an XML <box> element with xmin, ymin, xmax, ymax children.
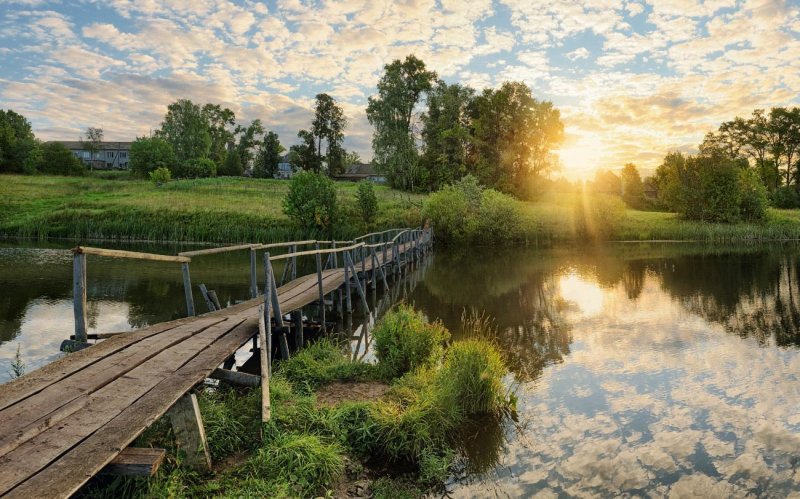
<box><xmin>566</xmin><ymin>47</ymin><xmax>590</xmax><ymax>60</ymax></box>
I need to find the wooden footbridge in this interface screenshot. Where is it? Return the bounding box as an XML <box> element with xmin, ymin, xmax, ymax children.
<box><xmin>0</xmin><ymin>228</ymin><xmax>432</xmax><ymax>498</ymax></box>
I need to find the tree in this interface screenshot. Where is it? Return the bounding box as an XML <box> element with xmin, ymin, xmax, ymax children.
<box><xmin>282</xmin><ymin>171</ymin><xmax>338</xmax><ymax>234</ymax></box>
<box><xmin>342</xmin><ymin>150</ymin><xmax>361</xmax><ymax>169</ymax></box>
<box><xmin>593</xmin><ymin>169</ymin><xmax>622</xmax><ymax>196</ymax></box>
<box><xmin>201</xmin><ymin>104</ymin><xmax>236</xmax><ymax>168</ymax></box>
<box><xmin>420</xmin><ymin>81</ymin><xmax>474</xmax><ymax>191</ymax></box>
<box><xmin>219</xmin><ymin>149</ymin><xmax>243</xmax><ymax>176</ymax></box>
<box><xmin>80</xmin><ymin>127</ymin><xmax>103</xmax><ymax>169</ymax></box>
<box><xmin>470</xmin><ymin>82</ymin><xmax>564</xmax><ymax>197</ymax></box>
<box><xmin>768</xmin><ymin>107</ymin><xmax>800</xmax><ymax>187</ymax></box>
<box><xmin>620</xmin><ymin>163</ymin><xmax>645</xmax><ymax>208</ymax></box>
<box><xmin>355</xmin><ymin>181</ymin><xmax>378</xmax><ymax>226</ymax></box>
<box><xmin>366</xmin><ymin>55</ymin><xmax>437</xmax><ymax>191</ymax></box>
<box><xmin>289</xmin><ymin>130</ymin><xmax>321</xmax><ymax>172</ymax></box>
<box><xmin>39</xmin><ymin>142</ymin><xmax>85</xmax><ymax>176</ymax></box>
<box><xmin>0</xmin><ymin>109</ymin><xmax>39</xmax><ymax>174</ymax></box>
<box><xmin>312</xmin><ymin>93</ymin><xmax>348</xmax><ymax>176</ymax></box>
<box><xmin>235</xmin><ymin>119</ymin><xmax>264</xmax><ymax>170</ymax></box>
<box><xmin>129</xmin><ymin>136</ymin><xmax>176</xmax><ymax>177</ymax></box>
<box><xmin>253</xmin><ymin>131</ymin><xmax>285</xmax><ymax>178</ymax></box>
<box><xmin>155</xmin><ymin>99</ymin><xmax>211</xmax><ymax>163</ymax></box>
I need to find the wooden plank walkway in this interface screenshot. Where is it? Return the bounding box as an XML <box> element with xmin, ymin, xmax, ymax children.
<box><xmin>0</xmin><ymin>235</ymin><xmax>423</xmax><ymax>498</ymax></box>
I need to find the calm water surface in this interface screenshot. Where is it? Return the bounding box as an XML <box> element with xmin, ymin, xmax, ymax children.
<box><xmin>1</xmin><ymin>240</ymin><xmax>799</xmax><ymax>496</ymax></box>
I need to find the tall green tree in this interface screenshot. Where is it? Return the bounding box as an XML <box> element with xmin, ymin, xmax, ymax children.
<box><xmin>156</xmin><ymin>99</ymin><xmax>211</xmax><ymax>163</ymax></box>
<box><xmin>80</xmin><ymin>127</ymin><xmax>103</xmax><ymax>169</ymax></box>
<box><xmin>420</xmin><ymin>81</ymin><xmax>474</xmax><ymax>191</ymax></box>
<box><xmin>366</xmin><ymin>54</ymin><xmax>437</xmax><ymax>191</ymax></box>
<box><xmin>0</xmin><ymin>109</ymin><xmax>39</xmax><ymax>174</ymax></box>
<box><xmin>620</xmin><ymin>163</ymin><xmax>645</xmax><ymax>208</ymax></box>
<box><xmin>289</xmin><ymin>130</ymin><xmax>321</xmax><ymax>172</ymax></box>
<box><xmin>253</xmin><ymin>131</ymin><xmax>285</xmax><ymax>178</ymax></box>
<box><xmin>129</xmin><ymin>136</ymin><xmax>176</xmax><ymax>177</ymax></box>
<box><xmin>201</xmin><ymin>104</ymin><xmax>236</xmax><ymax>168</ymax></box>
<box><xmin>234</xmin><ymin>119</ymin><xmax>264</xmax><ymax>170</ymax></box>
<box><xmin>470</xmin><ymin>81</ymin><xmax>563</xmax><ymax>197</ymax></box>
<box><xmin>312</xmin><ymin>93</ymin><xmax>348</xmax><ymax>175</ymax></box>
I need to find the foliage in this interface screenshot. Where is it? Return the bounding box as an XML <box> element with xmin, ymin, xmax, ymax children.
<box><xmin>201</xmin><ymin>103</ymin><xmax>236</xmax><ymax>167</ymax></box>
<box><xmin>312</xmin><ymin>93</ymin><xmax>347</xmax><ymax>175</ymax></box>
<box><xmin>79</xmin><ymin>127</ymin><xmax>103</xmax><ymax>168</ymax></box>
<box><xmin>372</xmin><ymin>304</ymin><xmax>450</xmax><ymax>378</ymax></box>
<box><xmin>218</xmin><ymin>150</ymin><xmax>243</xmax><ymax>177</ymax></box>
<box><xmin>282</xmin><ymin>171</ymin><xmax>338</xmax><ymax>234</ymax></box>
<box><xmin>738</xmin><ymin>167</ymin><xmax>769</xmax><ymax>221</ymax></box>
<box><xmin>129</xmin><ymin>136</ymin><xmax>176</xmax><ymax>177</ymax></box>
<box><xmin>148</xmin><ymin>167</ymin><xmax>171</xmax><ymax>185</ymax></box>
<box><xmin>155</xmin><ymin>99</ymin><xmax>212</xmax><ymax>163</ymax></box>
<box><xmin>234</xmin><ymin>119</ymin><xmax>264</xmax><ymax>170</ymax></box>
<box><xmin>574</xmin><ymin>193</ymin><xmax>627</xmax><ymax>240</ymax></box>
<box><xmin>177</xmin><ymin>157</ymin><xmax>217</xmax><ymax>179</ymax></box>
<box><xmin>438</xmin><ymin>340</ymin><xmax>506</xmax><ymax>415</ymax></box>
<box><xmin>593</xmin><ymin>169</ymin><xmax>622</xmax><ymax>196</ymax></box>
<box><xmin>355</xmin><ymin>181</ymin><xmax>379</xmax><ymax>225</ymax></box>
<box><xmin>9</xmin><ymin>343</ymin><xmax>25</xmax><ymax>379</ymax></box>
<box><xmin>289</xmin><ymin>130</ymin><xmax>322</xmax><ymax>172</ymax></box>
<box><xmin>0</xmin><ymin>109</ymin><xmax>39</xmax><ymax>174</ymax></box>
<box><xmin>275</xmin><ymin>339</ymin><xmax>377</xmax><ymax>394</ymax></box>
<box><xmin>198</xmin><ymin>388</ymin><xmax>261</xmax><ymax>460</ymax></box>
<box><xmin>419</xmin><ymin>81</ymin><xmax>474</xmax><ymax>191</ymax></box>
<box><xmin>771</xmin><ymin>185</ymin><xmax>800</xmax><ymax>209</ymax></box>
<box><xmin>253</xmin><ymin>130</ymin><xmax>284</xmax><ymax>178</ymax></box>
<box><xmin>39</xmin><ymin>142</ymin><xmax>86</xmax><ymax>176</ymax></box>
<box><xmin>367</xmin><ymin>55</ymin><xmax>437</xmax><ymax>191</ymax></box>
<box><xmin>620</xmin><ymin>163</ymin><xmax>646</xmax><ymax>209</ymax></box>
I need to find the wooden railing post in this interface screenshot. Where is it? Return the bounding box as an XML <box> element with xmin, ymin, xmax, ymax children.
<box><xmin>258</xmin><ymin>304</ymin><xmax>271</xmax><ymax>422</ymax></box>
<box><xmin>345</xmin><ymin>252</ymin><xmax>370</xmax><ymax>314</ymax></box>
<box><xmin>344</xmin><ymin>249</ymin><xmax>352</xmax><ymax>314</ymax></box>
<box><xmin>263</xmin><ymin>252</ymin><xmax>284</xmax><ymax>327</ymax></box>
<box><xmin>181</xmin><ymin>262</ymin><xmax>195</xmax><ymax>317</ymax></box>
<box><xmin>249</xmin><ymin>247</ymin><xmax>258</xmax><ymax>299</ymax></box>
<box><xmin>72</xmin><ymin>251</ymin><xmax>88</xmax><ymax>343</ymax></box>
<box><xmin>315</xmin><ymin>243</ymin><xmax>325</xmax><ymax>331</ymax></box>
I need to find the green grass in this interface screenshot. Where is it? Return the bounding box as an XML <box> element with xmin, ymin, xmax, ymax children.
<box><xmin>0</xmin><ymin>174</ymin><xmax>424</xmax><ymax>243</ymax></box>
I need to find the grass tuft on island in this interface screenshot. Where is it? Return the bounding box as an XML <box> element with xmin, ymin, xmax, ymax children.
<box><xmin>77</xmin><ymin>305</ymin><xmax>513</xmax><ymax>498</ymax></box>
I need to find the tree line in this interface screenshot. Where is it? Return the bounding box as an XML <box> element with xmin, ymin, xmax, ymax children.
<box><xmin>367</xmin><ymin>55</ymin><xmax>564</xmax><ymax>198</ymax></box>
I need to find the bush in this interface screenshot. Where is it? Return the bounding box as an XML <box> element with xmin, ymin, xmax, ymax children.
<box><xmin>372</xmin><ymin>305</ymin><xmax>450</xmax><ymax>379</ymax></box>
<box><xmin>421</xmin><ymin>185</ymin><xmax>470</xmax><ymax>242</ymax></box>
<box><xmin>176</xmin><ymin>157</ymin><xmax>216</xmax><ymax>178</ymax></box>
<box><xmin>282</xmin><ymin>171</ymin><xmax>338</xmax><ymax>234</ymax></box>
<box><xmin>218</xmin><ymin>151</ymin><xmax>243</xmax><ymax>176</ymax></box>
<box><xmin>129</xmin><ymin>136</ymin><xmax>176</xmax><ymax>177</ymax></box>
<box><xmin>148</xmin><ymin>166</ymin><xmax>171</xmax><ymax>185</ymax></box>
<box><xmin>38</xmin><ymin>142</ymin><xmax>85</xmax><ymax>176</ymax></box>
<box><xmin>468</xmin><ymin>189</ymin><xmax>526</xmax><ymax>242</ymax></box>
<box><xmin>356</xmin><ymin>181</ymin><xmax>378</xmax><ymax>226</ymax></box>
<box><xmin>772</xmin><ymin>185</ymin><xmax>800</xmax><ymax>209</ymax></box>
<box><xmin>738</xmin><ymin>168</ymin><xmax>768</xmax><ymax>221</ymax></box>
<box><xmin>574</xmin><ymin>193</ymin><xmax>627</xmax><ymax>240</ymax></box>
<box><xmin>438</xmin><ymin>340</ymin><xmax>506</xmax><ymax>415</ymax></box>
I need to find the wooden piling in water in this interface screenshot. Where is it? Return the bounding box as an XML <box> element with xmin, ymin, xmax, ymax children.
<box><xmin>72</xmin><ymin>252</ymin><xmax>88</xmax><ymax>344</ymax></box>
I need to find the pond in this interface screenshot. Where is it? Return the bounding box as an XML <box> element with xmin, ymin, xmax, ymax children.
<box><xmin>0</xmin><ymin>240</ymin><xmax>799</xmax><ymax>496</ymax></box>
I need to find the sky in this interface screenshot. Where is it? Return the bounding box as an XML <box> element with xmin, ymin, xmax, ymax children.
<box><xmin>1</xmin><ymin>0</ymin><xmax>799</xmax><ymax>179</ymax></box>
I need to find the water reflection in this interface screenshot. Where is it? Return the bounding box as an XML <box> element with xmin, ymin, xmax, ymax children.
<box><xmin>404</xmin><ymin>244</ymin><xmax>800</xmax><ymax>497</ymax></box>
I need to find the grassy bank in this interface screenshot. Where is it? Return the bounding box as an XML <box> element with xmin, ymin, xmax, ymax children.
<box><xmin>77</xmin><ymin>306</ymin><xmax>512</xmax><ymax>498</ymax></box>
<box><xmin>4</xmin><ymin>174</ymin><xmax>800</xmax><ymax>244</ymax></box>
<box><xmin>0</xmin><ymin>174</ymin><xmax>424</xmax><ymax>243</ymax></box>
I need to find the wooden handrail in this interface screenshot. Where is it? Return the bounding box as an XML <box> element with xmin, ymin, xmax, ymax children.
<box><xmin>74</xmin><ymin>247</ymin><xmax>190</xmax><ymax>263</ymax></box>
<box><xmin>256</xmin><ymin>240</ymin><xmax>318</xmax><ymax>250</ymax></box>
<box><xmin>268</xmin><ymin>242</ymin><xmax>365</xmax><ymax>261</ymax></box>
<box><xmin>178</xmin><ymin>243</ymin><xmax>259</xmax><ymax>257</ymax></box>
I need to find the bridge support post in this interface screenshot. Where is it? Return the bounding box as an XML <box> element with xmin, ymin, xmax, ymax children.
<box><xmin>345</xmin><ymin>252</ymin><xmax>370</xmax><ymax>315</ymax></box>
<box><xmin>249</xmin><ymin>247</ymin><xmax>258</xmax><ymax>299</ymax></box>
<box><xmin>181</xmin><ymin>262</ymin><xmax>195</xmax><ymax>317</ymax></box>
<box><xmin>344</xmin><ymin>253</ymin><xmax>352</xmax><ymax>314</ymax></box>
<box><xmin>168</xmin><ymin>393</ymin><xmax>211</xmax><ymax>471</ymax></box>
<box><xmin>258</xmin><ymin>304</ymin><xmax>271</xmax><ymax>422</ymax></box>
<box><xmin>293</xmin><ymin>310</ymin><xmax>303</xmax><ymax>349</ymax></box>
<box><xmin>372</xmin><ymin>247</ymin><xmax>389</xmax><ymax>292</ymax></box>
<box><xmin>263</xmin><ymin>252</ymin><xmax>284</xmax><ymax>327</ymax></box>
<box><xmin>72</xmin><ymin>251</ymin><xmax>88</xmax><ymax>343</ymax></box>
<box><xmin>315</xmin><ymin>245</ymin><xmax>325</xmax><ymax>331</ymax></box>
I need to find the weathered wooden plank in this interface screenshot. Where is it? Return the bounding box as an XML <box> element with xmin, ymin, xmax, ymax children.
<box><xmin>0</xmin><ymin>316</ymin><xmax>227</xmax><ymax>459</ymax></box>
<box><xmin>209</xmin><ymin>368</ymin><xmax>260</xmax><ymax>387</ymax></box>
<box><xmin>167</xmin><ymin>393</ymin><xmax>211</xmax><ymax>471</ymax></box>
<box><xmin>74</xmin><ymin>247</ymin><xmax>190</xmax><ymax>263</ymax></box>
<box><xmin>178</xmin><ymin>243</ymin><xmax>258</xmax><ymax>257</ymax></box>
<box><xmin>0</xmin><ymin>315</ymin><xmax>253</xmax><ymax>495</ymax></box>
<box><xmin>100</xmin><ymin>447</ymin><xmax>165</xmax><ymax>476</ymax></box>
<box><xmin>4</xmin><ymin>319</ymin><xmax>257</xmax><ymax>499</ymax></box>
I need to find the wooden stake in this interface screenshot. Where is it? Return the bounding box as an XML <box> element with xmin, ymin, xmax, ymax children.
<box><xmin>167</xmin><ymin>393</ymin><xmax>211</xmax><ymax>471</ymax></box>
<box><xmin>181</xmin><ymin>262</ymin><xmax>195</xmax><ymax>317</ymax></box>
<box><xmin>72</xmin><ymin>252</ymin><xmax>88</xmax><ymax>343</ymax></box>
<box><xmin>258</xmin><ymin>304</ymin><xmax>271</xmax><ymax>422</ymax></box>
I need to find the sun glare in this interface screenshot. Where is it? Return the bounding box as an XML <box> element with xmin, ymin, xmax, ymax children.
<box><xmin>556</xmin><ymin>133</ymin><xmax>607</xmax><ymax>180</ymax></box>
<box><xmin>559</xmin><ymin>272</ymin><xmax>605</xmax><ymax>317</ymax></box>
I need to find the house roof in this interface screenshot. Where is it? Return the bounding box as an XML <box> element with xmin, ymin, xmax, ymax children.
<box><xmin>49</xmin><ymin>141</ymin><xmax>132</xmax><ymax>150</ymax></box>
<box><xmin>344</xmin><ymin>163</ymin><xmax>376</xmax><ymax>176</ymax></box>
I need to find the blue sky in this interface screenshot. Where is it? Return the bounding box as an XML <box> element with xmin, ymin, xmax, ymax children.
<box><xmin>1</xmin><ymin>0</ymin><xmax>799</xmax><ymax>178</ymax></box>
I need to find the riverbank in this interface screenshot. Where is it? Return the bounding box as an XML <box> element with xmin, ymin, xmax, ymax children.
<box><xmin>75</xmin><ymin>306</ymin><xmax>511</xmax><ymax>498</ymax></box>
<box><xmin>4</xmin><ymin>174</ymin><xmax>800</xmax><ymax>244</ymax></box>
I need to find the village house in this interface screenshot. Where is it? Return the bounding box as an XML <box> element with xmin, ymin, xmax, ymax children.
<box><xmin>333</xmin><ymin>163</ymin><xmax>386</xmax><ymax>184</ymax></box>
<box><xmin>52</xmin><ymin>141</ymin><xmax>132</xmax><ymax>169</ymax></box>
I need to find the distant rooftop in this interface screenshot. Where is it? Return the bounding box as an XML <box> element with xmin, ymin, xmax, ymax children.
<box><xmin>49</xmin><ymin>141</ymin><xmax>132</xmax><ymax>150</ymax></box>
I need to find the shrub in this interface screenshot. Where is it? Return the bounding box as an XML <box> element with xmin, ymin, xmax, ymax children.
<box><xmin>38</xmin><ymin>142</ymin><xmax>85</xmax><ymax>176</ymax></box>
<box><xmin>355</xmin><ymin>181</ymin><xmax>378</xmax><ymax>226</ymax></box>
<box><xmin>421</xmin><ymin>185</ymin><xmax>470</xmax><ymax>242</ymax></box>
<box><xmin>738</xmin><ymin>168</ymin><xmax>768</xmax><ymax>221</ymax></box>
<box><xmin>468</xmin><ymin>189</ymin><xmax>526</xmax><ymax>242</ymax></box>
<box><xmin>129</xmin><ymin>136</ymin><xmax>176</xmax><ymax>177</ymax></box>
<box><xmin>437</xmin><ymin>340</ymin><xmax>507</xmax><ymax>415</ymax></box>
<box><xmin>218</xmin><ymin>151</ymin><xmax>243</xmax><ymax>176</ymax></box>
<box><xmin>772</xmin><ymin>185</ymin><xmax>800</xmax><ymax>209</ymax></box>
<box><xmin>372</xmin><ymin>305</ymin><xmax>450</xmax><ymax>379</ymax></box>
<box><xmin>574</xmin><ymin>194</ymin><xmax>627</xmax><ymax>240</ymax></box>
<box><xmin>148</xmin><ymin>166</ymin><xmax>171</xmax><ymax>185</ymax></box>
<box><xmin>177</xmin><ymin>157</ymin><xmax>216</xmax><ymax>178</ymax></box>
<box><xmin>282</xmin><ymin>171</ymin><xmax>338</xmax><ymax>234</ymax></box>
